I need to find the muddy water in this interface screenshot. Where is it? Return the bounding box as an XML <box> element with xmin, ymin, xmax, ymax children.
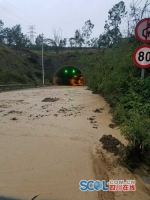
<box><xmin>0</xmin><ymin>86</ymin><xmax>125</xmax><ymax>200</ymax></box>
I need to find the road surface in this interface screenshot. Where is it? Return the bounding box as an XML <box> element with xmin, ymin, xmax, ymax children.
<box><xmin>0</xmin><ymin>86</ymin><xmax>149</xmax><ymax>200</ymax></box>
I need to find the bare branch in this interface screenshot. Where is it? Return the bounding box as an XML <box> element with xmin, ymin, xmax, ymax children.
<box><xmin>141</xmin><ymin>0</ymin><xmax>150</xmax><ymax>19</ymax></box>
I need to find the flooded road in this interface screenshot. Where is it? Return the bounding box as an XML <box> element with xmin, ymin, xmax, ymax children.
<box><xmin>0</xmin><ymin>86</ymin><xmax>149</xmax><ymax>200</ymax></box>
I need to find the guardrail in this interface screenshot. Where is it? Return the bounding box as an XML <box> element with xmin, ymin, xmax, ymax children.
<box><xmin>0</xmin><ymin>83</ymin><xmax>37</xmax><ymax>91</ymax></box>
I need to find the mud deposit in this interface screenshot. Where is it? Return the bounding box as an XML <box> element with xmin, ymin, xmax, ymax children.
<box><xmin>0</xmin><ymin>86</ymin><xmax>149</xmax><ymax>200</ymax></box>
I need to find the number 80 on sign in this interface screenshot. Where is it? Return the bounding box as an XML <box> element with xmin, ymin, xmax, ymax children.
<box><xmin>133</xmin><ymin>45</ymin><xmax>150</xmax><ymax>68</ymax></box>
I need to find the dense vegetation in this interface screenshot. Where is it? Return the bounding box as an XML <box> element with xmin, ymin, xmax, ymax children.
<box><xmin>79</xmin><ymin>37</ymin><xmax>150</xmax><ymax>170</ymax></box>
<box><xmin>78</xmin><ymin>0</ymin><xmax>150</xmax><ymax>170</ymax></box>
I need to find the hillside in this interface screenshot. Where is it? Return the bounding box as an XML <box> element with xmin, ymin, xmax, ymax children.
<box><xmin>0</xmin><ymin>43</ymin><xmax>42</xmax><ymax>84</ymax></box>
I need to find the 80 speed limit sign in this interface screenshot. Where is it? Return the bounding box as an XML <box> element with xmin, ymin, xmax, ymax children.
<box><xmin>133</xmin><ymin>45</ymin><xmax>150</xmax><ymax>68</ymax></box>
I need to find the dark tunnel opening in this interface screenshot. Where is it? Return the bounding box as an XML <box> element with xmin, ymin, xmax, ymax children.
<box><xmin>53</xmin><ymin>66</ymin><xmax>84</xmax><ymax>86</ymax></box>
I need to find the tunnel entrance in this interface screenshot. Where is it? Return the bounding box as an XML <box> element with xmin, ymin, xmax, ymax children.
<box><xmin>53</xmin><ymin>66</ymin><xmax>84</xmax><ymax>86</ymax></box>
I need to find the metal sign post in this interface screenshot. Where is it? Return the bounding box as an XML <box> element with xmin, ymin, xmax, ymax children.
<box><xmin>141</xmin><ymin>68</ymin><xmax>145</xmax><ymax>79</ymax></box>
<box><xmin>42</xmin><ymin>33</ymin><xmax>44</xmax><ymax>85</ymax></box>
<box><xmin>134</xmin><ymin>18</ymin><xmax>150</xmax><ymax>78</ymax></box>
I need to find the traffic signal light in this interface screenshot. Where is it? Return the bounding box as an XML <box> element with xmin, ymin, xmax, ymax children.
<box><xmin>64</xmin><ymin>69</ymin><xmax>76</xmax><ymax>74</ymax></box>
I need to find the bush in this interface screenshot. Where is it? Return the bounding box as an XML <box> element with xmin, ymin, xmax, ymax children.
<box><xmin>0</xmin><ymin>70</ymin><xmax>29</xmax><ymax>84</ymax></box>
<box><xmin>27</xmin><ymin>55</ymin><xmax>38</xmax><ymax>63</ymax></box>
<box><xmin>120</xmin><ymin>115</ymin><xmax>150</xmax><ymax>169</ymax></box>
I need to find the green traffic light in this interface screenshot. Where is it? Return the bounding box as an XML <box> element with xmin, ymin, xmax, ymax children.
<box><xmin>72</xmin><ymin>69</ymin><xmax>76</xmax><ymax>73</ymax></box>
<box><xmin>64</xmin><ymin>69</ymin><xmax>68</xmax><ymax>73</ymax></box>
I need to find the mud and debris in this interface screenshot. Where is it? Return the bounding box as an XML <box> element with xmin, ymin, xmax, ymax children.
<box><xmin>41</xmin><ymin>104</ymin><xmax>50</xmax><ymax>109</ymax></box>
<box><xmin>0</xmin><ymin>104</ymin><xmax>11</xmax><ymax>108</ymax></box>
<box><xmin>8</xmin><ymin>110</ymin><xmax>23</xmax><ymax>114</ymax></box>
<box><xmin>87</xmin><ymin>117</ymin><xmax>95</xmax><ymax>121</ymax></box>
<box><xmin>109</xmin><ymin>123</ymin><xmax>116</xmax><ymax>129</ymax></box>
<box><xmin>11</xmin><ymin>117</ymin><xmax>18</xmax><ymax>120</ymax></box>
<box><xmin>87</xmin><ymin>116</ymin><xmax>99</xmax><ymax>129</ymax></box>
<box><xmin>57</xmin><ymin>105</ymin><xmax>83</xmax><ymax>117</ymax></box>
<box><xmin>3</xmin><ymin>110</ymin><xmax>23</xmax><ymax>116</ymax></box>
<box><xmin>99</xmin><ymin>134</ymin><xmax>123</xmax><ymax>155</ymax></box>
<box><xmin>93</xmin><ymin>108</ymin><xmax>103</xmax><ymax>113</ymax></box>
<box><xmin>42</xmin><ymin>97</ymin><xmax>59</xmax><ymax>102</ymax></box>
<box><xmin>93</xmin><ymin>126</ymin><xmax>98</xmax><ymax>129</ymax></box>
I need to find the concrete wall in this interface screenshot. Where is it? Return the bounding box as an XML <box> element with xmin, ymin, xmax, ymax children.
<box><xmin>43</xmin><ymin>54</ymin><xmax>85</xmax><ymax>83</ymax></box>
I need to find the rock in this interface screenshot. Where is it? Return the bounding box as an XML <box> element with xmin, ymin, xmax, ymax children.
<box><xmin>8</xmin><ymin>110</ymin><xmax>23</xmax><ymax>114</ymax></box>
<box><xmin>42</xmin><ymin>97</ymin><xmax>59</xmax><ymax>102</ymax></box>
<box><xmin>93</xmin><ymin>126</ymin><xmax>98</xmax><ymax>129</ymax></box>
<box><xmin>88</xmin><ymin>117</ymin><xmax>95</xmax><ymax>120</ymax></box>
<box><xmin>93</xmin><ymin>109</ymin><xmax>102</xmax><ymax>113</ymax></box>
<box><xmin>109</xmin><ymin>124</ymin><xmax>116</xmax><ymax>129</ymax></box>
<box><xmin>11</xmin><ymin>117</ymin><xmax>17</xmax><ymax>120</ymax></box>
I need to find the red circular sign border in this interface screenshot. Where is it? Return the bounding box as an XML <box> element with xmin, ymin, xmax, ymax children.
<box><xmin>133</xmin><ymin>44</ymin><xmax>150</xmax><ymax>68</ymax></box>
<box><xmin>135</xmin><ymin>18</ymin><xmax>150</xmax><ymax>43</ymax></box>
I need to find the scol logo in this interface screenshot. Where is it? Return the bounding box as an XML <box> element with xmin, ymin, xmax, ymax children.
<box><xmin>79</xmin><ymin>180</ymin><xmax>108</xmax><ymax>191</ymax></box>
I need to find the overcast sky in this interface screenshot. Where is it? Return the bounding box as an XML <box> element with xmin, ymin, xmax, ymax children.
<box><xmin>0</xmin><ymin>0</ymin><xmax>134</xmax><ymax>41</ymax></box>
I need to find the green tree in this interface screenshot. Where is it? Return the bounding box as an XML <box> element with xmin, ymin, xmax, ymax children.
<box><xmin>82</xmin><ymin>20</ymin><xmax>94</xmax><ymax>47</ymax></box>
<box><xmin>35</xmin><ymin>34</ymin><xmax>49</xmax><ymax>51</ymax></box>
<box><xmin>69</xmin><ymin>37</ymin><xmax>76</xmax><ymax>47</ymax></box>
<box><xmin>59</xmin><ymin>38</ymin><xmax>67</xmax><ymax>49</ymax></box>
<box><xmin>11</xmin><ymin>25</ymin><xmax>24</xmax><ymax>48</ymax></box>
<box><xmin>74</xmin><ymin>29</ymin><xmax>84</xmax><ymax>48</ymax></box>
<box><xmin>108</xmin><ymin>1</ymin><xmax>126</xmax><ymax>28</ymax></box>
<box><xmin>2</xmin><ymin>28</ymin><xmax>14</xmax><ymax>46</ymax></box>
<box><xmin>103</xmin><ymin>1</ymin><xmax>127</xmax><ymax>46</ymax></box>
<box><xmin>90</xmin><ymin>37</ymin><xmax>98</xmax><ymax>48</ymax></box>
<box><xmin>0</xmin><ymin>20</ymin><xmax>4</xmax><ymax>42</ymax></box>
<box><xmin>0</xmin><ymin>20</ymin><xmax>3</xmax><ymax>30</ymax></box>
<box><xmin>3</xmin><ymin>24</ymin><xmax>30</xmax><ymax>49</ymax></box>
<box><xmin>35</xmin><ymin>34</ymin><xmax>43</xmax><ymax>46</ymax></box>
<box><xmin>98</xmin><ymin>33</ymin><xmax>111</xmax><ymax>48</ymax></box>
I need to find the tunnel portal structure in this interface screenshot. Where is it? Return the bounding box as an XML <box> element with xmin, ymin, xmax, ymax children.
<box><xmin>43</xmin><ymin>55</ymin><xmax>86</xmax><ymax>86</ymax></box>
<box><xmin>54</xmin><ymin>66</ymin><xmax>84</xmax><ymax>85</ymax></box>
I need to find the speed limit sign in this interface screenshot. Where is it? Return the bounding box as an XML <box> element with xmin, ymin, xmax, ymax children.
<box><xmin>133</xmin><ymin>45</ymin><xmax>150</xmax><ymax>68</ymax></box>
